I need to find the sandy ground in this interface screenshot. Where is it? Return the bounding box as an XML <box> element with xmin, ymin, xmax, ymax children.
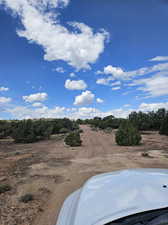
<box><xmin>0</xmin><ymin>125</ymin><xmax>168</xmax><ymax>225</ymax></box>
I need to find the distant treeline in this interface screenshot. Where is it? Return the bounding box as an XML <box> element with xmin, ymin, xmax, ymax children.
<box><xmin>0</xmin><ymin>108</ymin><xmax>168</xmax><ymax>144</ymax></box>
<box><xmin>76</xmin><ymin>108</ymin><xmax>168</xmax><ymax>135</ymax></box>
<box><xmin>0</xmin><ymin>118</ymin><xmax>79</xmax><ymax>143</ymax></box>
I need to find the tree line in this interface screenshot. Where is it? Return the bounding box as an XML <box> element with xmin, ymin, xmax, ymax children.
<box><xmin>77</xmin><ymin>108</ymin><xmax>168</xmax><ymax>135</ymax></box>
<box><xmin>0</xmin><ymin>108</ymin><xmax>168</xmax><ymax>146</ymax></box>
<box><xmin>0</xmin><ymin>118</ymin><xmax>79</xmax><ymax>143</ymax></box>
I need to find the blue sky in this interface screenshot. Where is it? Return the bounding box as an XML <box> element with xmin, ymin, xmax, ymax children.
<box><xmin>0</xmin><ymin>0</ymin><xmax>168</xmax><ymax>119</ymax></box>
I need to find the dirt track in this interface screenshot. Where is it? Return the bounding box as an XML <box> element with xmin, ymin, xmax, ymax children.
<box><xmin>33</xmin><ymin>125</ymin><xmax>168</xmax><ymax>225</ymax></box>
<box><xmin>1</xmin><ymin>125</ymin><xmax>168</xmax><ymax>225</ymax></box>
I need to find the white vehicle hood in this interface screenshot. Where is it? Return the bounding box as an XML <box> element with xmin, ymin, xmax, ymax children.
<box><xmin>56</xmin><ymin>169</ymin><xmax>168</xmax><ymax>225</ymax></box>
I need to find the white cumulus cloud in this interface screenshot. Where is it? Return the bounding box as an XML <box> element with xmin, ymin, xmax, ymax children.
<box><xmin>23</xmin><ymin>92</ymin><xmax>48</xmax><ymax>102</ymax></box>
<box><xmin>138</xmin><ymin>102</ymin><xmax>168</xmax><ymax>112</ymax></box>
<box><xmin>65</xmin><ymin>79</ymin><xmax>87</xmax><ymax>90</ymax></box>
<box><xmin>54</xmin><ymin>67</ymin><xmax>65</xmax><ymax>73</ymax></box>
<box><xmin>104</xmin><ymin>65</ymin><xmax>125</xmax><ymax>78</ymax></box>
<box><xmin>96</xmin><ymin>98</ymin><xmax>104</xmax><ymax>103</ymax></box>
<box><xmin>0</xmin><ymin>97</ymin><xmax>11</xmax><ymax>103</ymax></box>
<box><xmin>69</xmin><ymin>72</ymin><xmax>76</xmax><ymax>78</ymax></box>
<box><xmin>0</xmin><ymin>86</ymin><xmax>9</xmax><ymax>92</ymax></box>
<box><xmin>0</xmin><ymin>0</ymin><xmax>108</xmax><ymax>70</ymax></box>
<box><xmin>4</xmin><ymin>101</ymin><xmax>168</xmax><ymax>120</ymax></box>
<box><xmin>7</xmin><ymin>105</ymin><xmax>66</xmax><ymax>119</ymax></box>
<box><xmin>74</xmin><ymin>90</ymin><xmax>95</xmax><ymax>106</ymax></box>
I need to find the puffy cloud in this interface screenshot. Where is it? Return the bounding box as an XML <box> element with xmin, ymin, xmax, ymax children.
<box><xmin>23</xmin><ymin>92</ymin><xmax>48</xmax><ymax>102</ymax></box>
<box><xmin>4</xmin><ymin>101</ymin><xmax>168</xmax><ymax>119</ymax></box>
<box><xmin>32</xmin><ymin>102</ymin><xmax>44</xmax><ymax>107</ymax></box>
<box><xmin>130</xmin><ymin>72</ymin><xmax>168</xmax><ymax>97</ymax></box>
<box><xmin>149</xmin><ymin>56</ymin><xmax>168</xmax><ymax>62</ymax></box>
<box><xmin>74</xmin><ymin>90</ymin><xmax>95</xmax><ymax>106</ymax></box>
<box><xmin>106</xmin><ymin>108</ymin><xmax>132</xmax><ymax>118</ymax></box>
<box><xmin>104</xmin><ymin>65</ymin><xmax>125</xmax><ymax>78</ymax></box>
<box><xmin>54</xmin><ymin>67</ymin><xmax>65</xmax><ymax>73</ymax></box>
<box><xmin>138</xmin><ymin>102</ymin><xmax>168</xmax><ymax>112</ymax></box>
<box><xmin>0</xmin><ymin>97</ymin><xmax>11</xmax><ymax>103</ymax></box>
<box><xmin>7</xmin><ymin>105</ymin><xmax>66</xmax><ymax>119</ymax></box>
<box><xmin>70</xmin><ymin>107</ymin><xmax>102</xmax><ymax>119</ymax></box>
<box><xmin>69</xmin><ymin>72</ymin><xmax>76</xmax><ymax>78</ymax></box>
<box><xmin>112</xmin><ymin>86</ymin><xmax>120</xmax><ymax>90</ymax></box>
<box><xmin>0</xmin><ymin>86</ymin><xmax>9</xmax><ymax>92</ymax></box>
<box><xmin>96</xmin><ymin>98</ymin><xmax>104</xmax><ymax>103</ymax></box>
<box><xmin>3</xmin><ymin>103</ymin><xmax>133</xmax><ymax>119</ymax></box>
<box><xmin>71</xmin><ymin>107</ymin><xmax>132</xmax><ymax>119</ymax></box>
<box><xmin>65</xmin><ymin>79</ymin><xmax>87</xmax><ymax>90</ymax></box>
<box><xmin>0</xmin><ymin>0</ymin><xmax>108</xmax><ymax>70</ymax></box>
<box><xmin>96</xmin><ymin>65</ymin><xmax>125</xmax><ymax>79</ymax></box>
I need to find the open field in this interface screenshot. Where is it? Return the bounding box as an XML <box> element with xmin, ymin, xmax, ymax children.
<box><xmin>0</xmin><ymin>125</ymin><xmax>168</xmax><ymax>225</ymax></box>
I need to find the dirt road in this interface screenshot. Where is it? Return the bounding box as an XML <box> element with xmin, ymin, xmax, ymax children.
<box><xmin>1</xmin><ymin>125</ymin><xmax>168</xmax><ymax>225</ymax></box>
<box><xmin>32</xmin><ymin>125</ymin><xmax>168</xmax><ymax>225</ymax></box>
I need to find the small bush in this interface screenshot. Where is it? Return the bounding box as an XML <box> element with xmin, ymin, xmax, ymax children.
<box><xmin>19</xmin><ymin>194</ymin><xmax>34</xmax><ymax>203</ymax></box>
<box><xmin>12</xmin><ymin>120</ymin><xmax>37</xmax><ymax>143</ymax></box>
<box><xmin>0</xmin><ymin>184</ymin><xmax>11</xmax><ymax>194</ymax></box>
<box><xmin>65</xmin><ymin>132</ymin><xmax>82</xmax><ymax>147</ymax></box>
<box><xmin>115</xmin><ymin>120</ymin><xmax>141</xmax><ymax>146</ymax></box>
<box><xmin>141</xmin><ymin>152</ymin><xmax>149</xmax><ymax>157</ymax></box>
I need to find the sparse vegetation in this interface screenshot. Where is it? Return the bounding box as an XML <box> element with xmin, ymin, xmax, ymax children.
<box><xmin>65</xmin><ymin>131</ymin><xmax>82</xmax><ymax>147</ymax></box>
<box><xmin>0</xmin><ymin>184</ymin><xmax>11</xmax><ymax>194</ymax></box>
<box><xmin>1</xmin><ymin>122</ymin><xmax>168</xmax><ymax>225</ymax></box>
<box><xmin>115</xmin><ymin>120</ymin><xmax>141</xmax><ymax>146</ymax></box>
<box><xmin>0</xmin><ymin>108</ymin><xmax>167</xmax><ymax>144</ymax></box>
<box><xmin>19</xmin><ymin>194</ymin><xmax>34</xmax><ymax>203</ymax></box>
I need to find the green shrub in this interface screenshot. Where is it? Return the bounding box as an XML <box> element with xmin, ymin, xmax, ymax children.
<box><xmin>115</xmin><ymin>120</ymin><xmax>141</xmax><ymax>146</ymax></box>
<box><xmin>19</xmin><ymin>194</ymin><xmax>34</xmax><ymax>203</ymax></box>
<box><xmin>159</xmin><ymin>115</ymin><xmax>168</xmax><ymax>135</ymax></box>
<box><xmin>11</xmin><ymin>119</ymin><xmax>53</xmax><ymax>143</ymax></box>
<box><xmin>0</xmin><ymin>184</ymin><xmax>11</xmax><ymax>194</ymax></box>
<box><xmin>65</xmin><ymin>132</ymin><xmax>82</xmax><ymax>147</ymax></box>
<box><xmin>0</xmin><ymin>120</ymin><xmax>12</xmax><ymax>138</ymax></box>
<box><xmin>141</xmin><ymin>152</ymin><xmax>149</xmax><ymax>157</ymax></box>
<box><xmin>12</xmin><ymin>119</ymin><xmax>37</xmax><ymax>143</ymax></box>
